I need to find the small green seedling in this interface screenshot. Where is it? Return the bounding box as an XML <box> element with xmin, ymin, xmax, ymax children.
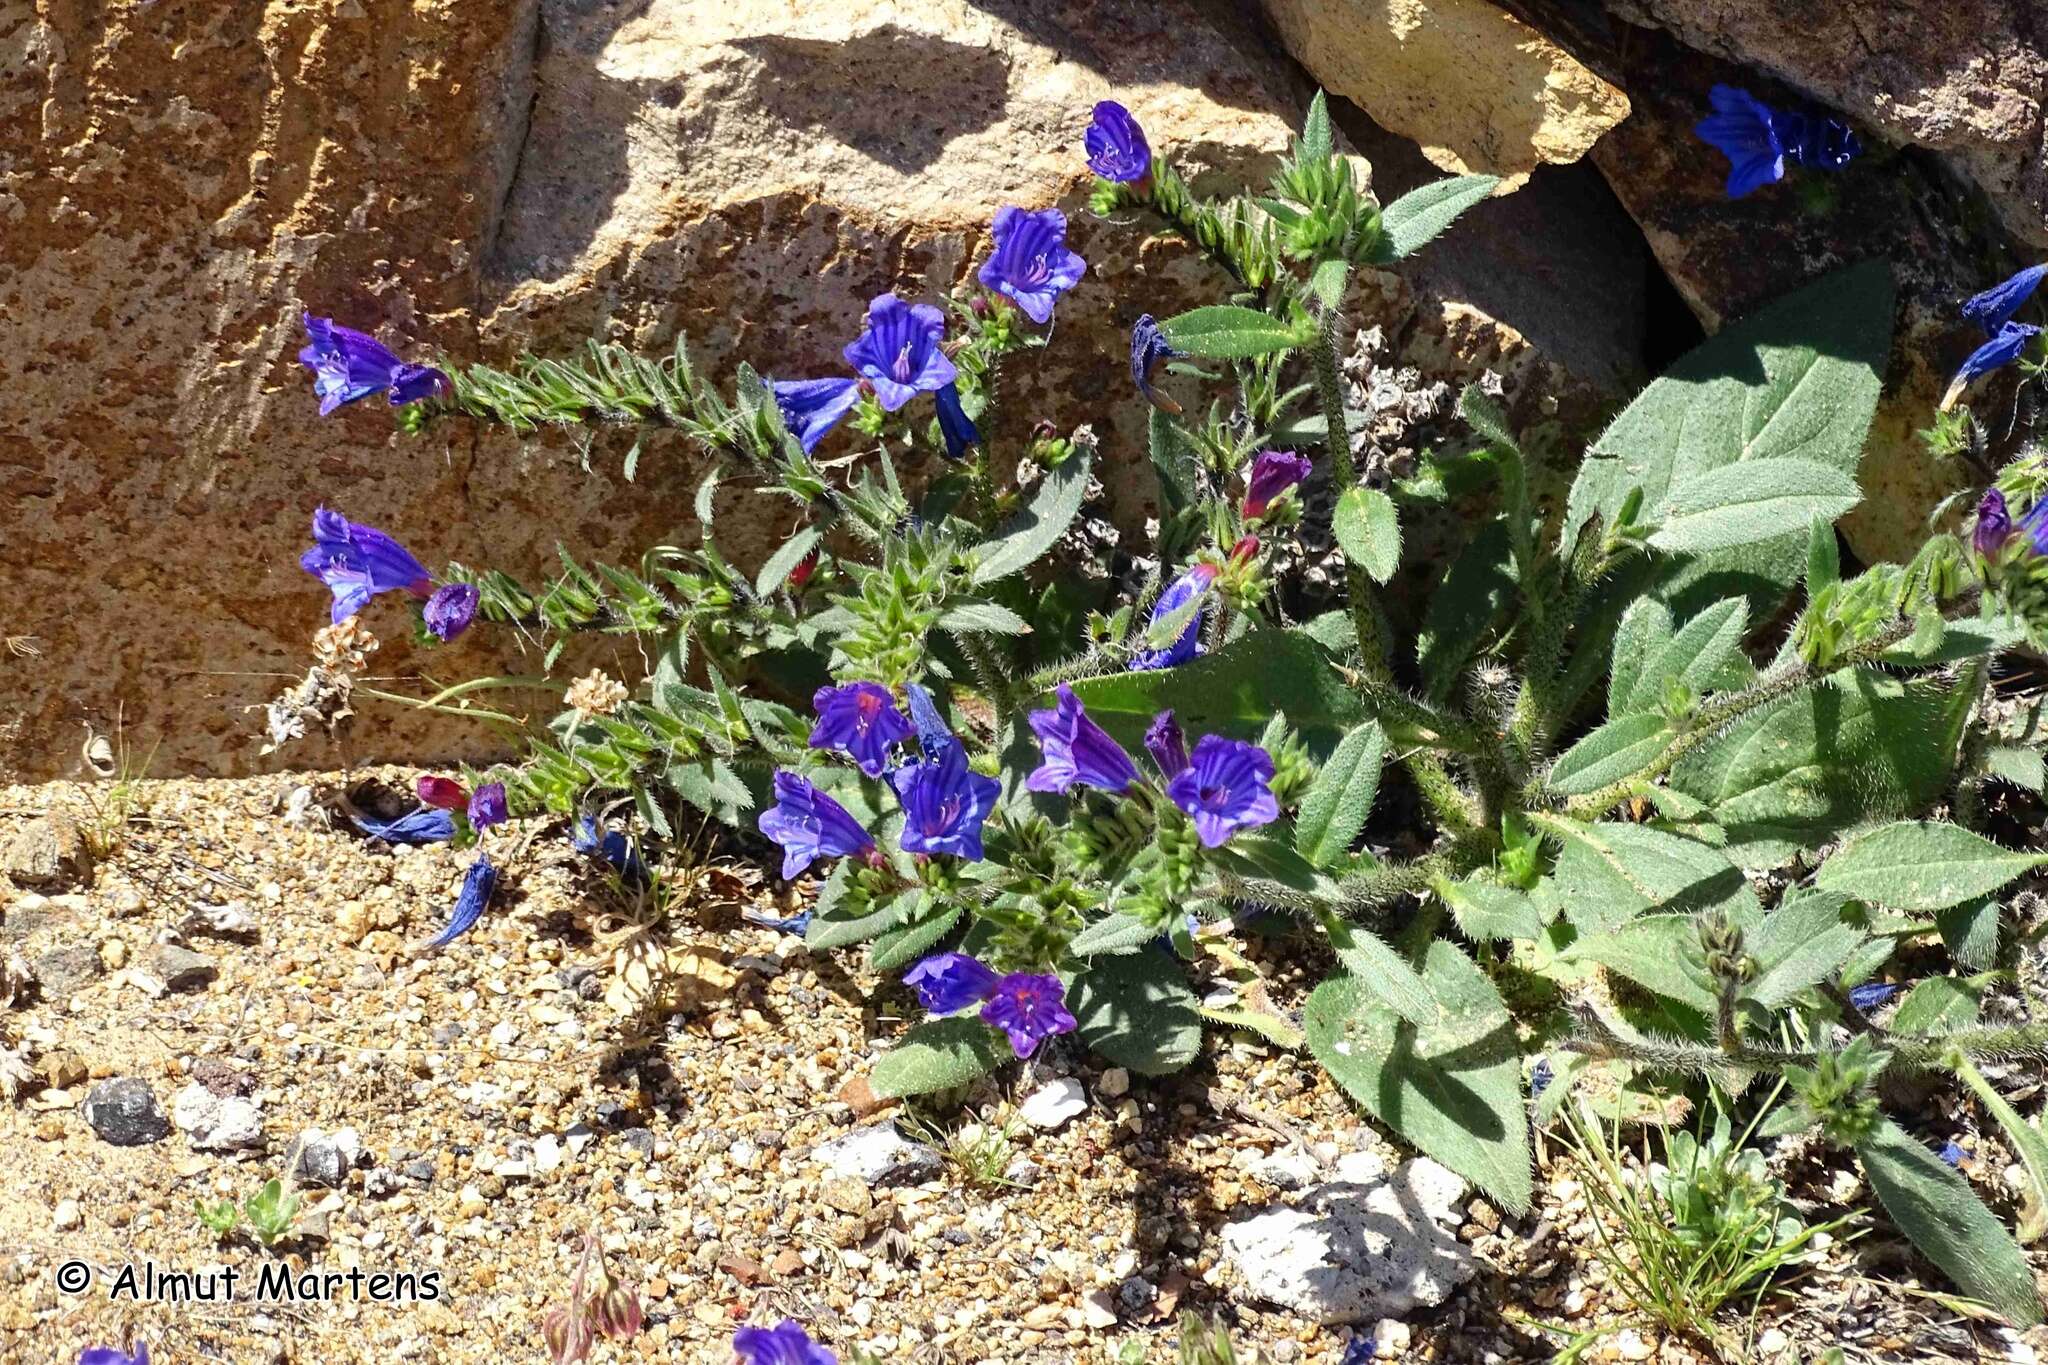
<box><xmin>193</xmin><ymin>1196</ymin><xmax>240</xmax><ymax>1239</ymax></box>
<box><xmin>243</xmin><ymin>1178</ymin><xmax>300</xmax><ymax>1248</ymax></box>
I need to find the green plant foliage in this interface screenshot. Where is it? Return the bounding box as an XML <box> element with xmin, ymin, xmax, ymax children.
<box><xmin>1815</xmin><ymin>821</ymin><xmax>2047</xmax><ymax>911</ymax></box>
<box><xmin>871</xmin><ymin>1017</ymin><xmax>1006</xmax><ymax>1101</ymax></box>
<box><xmin>1856</xmin><ymin>1120</ymin><xmax>2043</xmax><ymax>1325</ymax></box>
<box><xmin>1067</xmin><ymin>950</ymin><xmax>1203</xmax><ymax>1076</ymax></box>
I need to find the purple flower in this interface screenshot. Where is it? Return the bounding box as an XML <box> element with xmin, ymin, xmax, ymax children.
<box><xmin>1530</xmin><ymin>1058</ymin><xmax>1554</xmax><ymax>1099</ymax></box>
<box><xmin>2024</xmin><ymin>497</ymin><xmax>2048</xmax><ymax>555</ymax></box>
<box><xmin>903</xmin><ymin>952</ymin><xmax>1001</xmax><ymax>1014</ymax></box>
<box><xmin>733</xmin><ymin>1320</ymin><xmax>837</xmax><ymax>1365</ymax></box>
<box><xmin>1129</xmin><ymin>314</ymin><xmax>1184</xmax><ymax>414</ymax></box>
<box><xmin>934</xmin><ymin>382</ymin><xmax>980</xmax><ymax>460</ymax></box>
<box><xmin>80</xmin><ymin>1348</ymin><xmax>149</xmax><ymax>1365</ymax></box>
<box><xmin>424</xmin><ymin>855</ymin><xmax>497</xmax><ymax>949</ymax></box>
<box><xmin>1962</xmin><ymin>264</ymin><xmax>2047</xmax><ymax>334</ymax></box>
<box><xmin>1975</xmin><ymin>489</ymin><xmax>2016</xmax><ymax>556</ymax></box>
<box><xmin>810</xmin><ymin>682</ymin><xmax>914</xmax><ymax>777</ymax></box>
<box><xmin>1773</xmin><ymin>107</ymin><xmax>1862</xmax><ymax>171</ymax></box>
<box><xmin>1167</xmin><ymin>735</ymin><xmax>1280</xmax><ymax>848</ymax></box>
<box><xmin>771</xmin><ymin>377</ymin><xmax>861</xmax><ymax>454</ymax></box>
<box><xmin>741</xmin><ymin>906</ymin><xmax>812</xmax><ymax>935</ymax></box>
<box><xmin>1940</xmin><ymin>1141</ymin><xmax>1965</xmax><ymax>1167</ymax></box>
<box><xmin>892</xmin><ymin>741</ymin><xmax>1000</xmax><ymax>861</ymax></box>
<box><xmin>1131</xmin><ymin>563</ymin><xmax>1218</xmax><ymax>671</ymax></box>
<box><xmin>1084</xmin><ymin>101</ymin><xmax>1151</xmax><ymax>185</ymax></box>
<box><xmin>1242</xmin><ymin>450</ymin><xmax>1313</xmax><ymax>519</ymax></box>
<box><xmin>1944</xmin><ymin>265</ymin><xmax>2048</xmax><ymax>410</ymax></box>
<box><xmin>1026</xmin><ymin>684</ymin><xmax>1138</xmax><ymax>795</ymax></box>
<box><xmin>979</xmin><ymin>972</ymin><xmax>1078</xmax><ymax>1058</ymax></box>
<box><xmin>1144</xmin><ymin>710</ymin><xmax>1188</xmax><ymax>777</ymax></box>
<box><xmin>978</xmin><ymin>206</ymin><xmax>1087</xmax><ymax>325</ymax></box>
<box><xmin>424</xmin><ymin>582</ymin><xmax>480</xmax><ymax>640</ymax></box>
<box><xmin>1847</xmin><ymin>982</ymin><xmax>1901</xmax><ymax>1011</ymax></box>
<box><xmin>352</xmin><ymin>806</ymin><xmax>457</xmax><ymax>845</ymax></box>
<box><xmin>1694</xmin><ymin>87</ymin><xmax>1860</xmax><ymax>200</ymax></box>
<box><xmin>904</xmin><ymin>682</ymin><xmax>958</xmax><ymax>762</ymax></box>
<box><xmin>298</xmin><ymin>314</ymin><xmax>448</xmax><ymax>416</ymax></box>
<box><xmin>300</xmin><ymin>506</ymin><xmax>434</xmax><ymax>623</ymax></box>
<box><xmin>418</xmin><ymin>776</ymin><xmax>469</xmax><ymax>810</ymax></box>
<box><xmin>573</xmin><ymin>816</ymin><xmax>649</xmax><ymax>885</ymax></box>
<box><xmin>467</xmin><ymin>782</ymin><xmax>508</xmax><ymax>831</ymax></box>
<box><xmin>758</xmin><ymin>772</ymin><xmax>876</xmax><ymax>880</ymax></box>
<box><xmin>843</xmin><ymin>294</ymin><xmax>956</xmax><ymax>412</ymax></box>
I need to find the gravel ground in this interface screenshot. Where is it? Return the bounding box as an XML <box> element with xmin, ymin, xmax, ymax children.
<box><xmin>3</xmin><ymin>773</ymin><xmax>2045</xmax><ymax>1365</ymax></box>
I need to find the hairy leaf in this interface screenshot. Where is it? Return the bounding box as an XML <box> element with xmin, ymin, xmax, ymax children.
<box><xmin>1532</xmin><ymin>816</ymin><xmax>1758</xmax><ymax>935</ymax></box>
<box><xmin>1436</xmin><ymin>876</ymin><xmax>1544</xmax><ymax>942</ymax></box>
<box><xmin>1816</xmin><ymin>822</ymin><xmax>2045</xmax><ymax>912</ymax></box>
<box><xmin>1547</xmin><ymin>712</ymin><xmax>1673</xmax><ymax>797</ymax></box>
<box><xmin>1333</xmin><ymin>486</ymin><xmax>1402</xmax><ymax>584</ymax></box>
<box><xmin>1159</xmin><ymin>305</ymin><xmax>1303</xmax><ymax>359</ymax></box>
<box><xmin>1745</xmin><ymin>889</ymin><xmax>1865</xmax><ymax>1009</ymax></box>
<box><xmin>1069</xmin><ymin>912</ymin><xmax>1159</xmax><ymax>957</ymax></box>
<box><xmin>1856</xmin><ymin>1119</ymin><xmax>2042</xmax><ymax>1326</ymax></box>
<box><xmin>1068</xmin><ymin>950</ymin><xmax>1203</xmax><ymax>1075</ymax></box>
<box><xmin>1295</xmin><ymin>722</ymin><xmax>1385</xmax><ymax>868</ymax></box>
<box><xmin>1937</xmin><ymin>895</ymin><xmax>2002</xmax><ymax>971</ymax></box>
<box><xmin>1617</xmin><ymin>598</ymin><xmax>1752</xmax><ymax>715</ymax></box>
<box><xmin>1371</xmin><ymin>174</ymin><xmax>1501</xmax><ymax>262</ymax></box>
<box><xmin>752</xmin><ymin>527</ymin><xmax>822</xmax><ymax>599</ymax></box>
<box><xmin>870</xmin><ymin>1016</ymin><xmax>1004</xmax><ymax>1100</ymax></box>
<box><xmin>1068</xmin><ymin>626</ymin><xmax>1365</xmax><ymax>755</ymax></box>
<box><xmin>1418</xmin><ymin>521</ymin><xmax>1516</xmax><ymax>701</ymax></box>
<box><xmin>972</xmin><ymin>450</ymin><xmax>1095</xmax><ymax>584</ymax></box>
<box><xmin>1649</xmin><ymin>460</ymin><xmax>1862</xmax><ymax>555</ymax></box>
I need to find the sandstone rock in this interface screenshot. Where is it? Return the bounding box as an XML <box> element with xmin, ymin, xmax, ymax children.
<box><xmin>1258</xmin><ymin>0</ymin><xmax>1630</xmax><ymax>189</ymax></box>
<box><xmin>1218</xmin><ymin>1156</ymin><xmax>1476</xmax><ymax>1324</ymax></box>
<box><xmin>2</xmin><ymin>815</ymin><xmax>91</xmax><ymax>892</ymax></box>
<box><xmin>1608</xmin><ymin>0</ymin><xmax>2048</xmax><ymax>250</ymax></box>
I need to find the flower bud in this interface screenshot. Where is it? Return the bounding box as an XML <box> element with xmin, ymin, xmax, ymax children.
<box><xmin>542</xmin><ymin>1303</ymin><xmax>595</xmax><ymax>1365</ymax></box>
<box><xmin>592</xmin><ymin>1285</ymin><xmax>644</xmax><ymax>1340</ymax></box>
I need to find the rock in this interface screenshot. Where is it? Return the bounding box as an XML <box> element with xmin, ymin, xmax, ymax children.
<box><xmin>171</xmin><ymin>1082</ymin><xmax>267</xmax><ymax>1152</ymax></box>
<box><xmin>83</xmin><ymin>1077</ymin><xmax>170</xmax><ymax>1147</ymax></box>
<box><xmin>1019</xmin><ymin>1078</ymin><xmax>1088</xmax><ymax>1131</ymax></box>
<box><xmin>1002</xmin><ymin>1156</ymin><xmax>1042</xmax><ymax>1189</ymax></box>
<box><xmin>812</xmin><ymin>1122</ymin><xmax>943</xmax><ymax>1188</ymax></box>
<box><xmin>532</xmin><ymin>1134</ymin><xmax>564</xmax><ymax>1174</ymax></box>
<box><xmin>1115</xmin><ymin>1276</ymin><xmax>1159</xmax><ymax>1315</ymax></box>
<box><xmin>1096</xmin><ymin>1067</ymin><xmax>1131</xmax><ymax>1099</ymax></box>
<box><xmin>1248</xmin><ymin>1148</ymin><xmax>1324</xmax><ymax>1191</ymax></box>
<box><xmin>834</xmin><ymin>1072</ymin><xmax>895</xmax><ymax>1120</ymax></box>
<box><xmin>38</xmin><ymin>1049</ymin><xmax>87</xmax><ymax>1091</ymax></box>
<box><xmin>2</xmin><ymin>815</ymin><xmax>91</xmax><ymax>891</ymax></box>
<box><xmin>819</xmin><ymin>1176</ymin><xmax>874</xmax><ymax>1217</ymax></box>
<box><xmin>1372</xmin><ymin>1318</ymin><xmax>1413</xmax><ymax>1356</ymax></box>
<box><xmin>52</xmin><ymin>1200</ymin><xmax>82</xmax><ymax>1232</ymax></box>
<box><xmin>292</xmin><ymin>1127</ymin><xmax>363</xmax><ymax>1188</ymax></box>
<box><xmin>1607</xmin><ymin>0</ymin><xmax>2048</xmax><ymax>251</ymax></box>
<box><xmin>1217</xmin><ymin>1157</ymin><xmax>1479</xmax><ymax>1324</ymax></box>
<box><xmin>142</xmin><ymin>944</ymin><xmax>216</xmax><ymax>993</ymax></box>
<box><xmin>1081</xmin><ymin>1289</ymin><xmax>1120</xmax><ymax>1329</ymax></box>
<box><xmin>363</xmin><ymin>1168</ymin><xmax>400</xmax><ymax>1199</ymax></box>
<box><xmin>1258</xmin><ymin>0</ymin><xmax>1631</xmax><ymax>188</ymax></box>
<box><xmin>188</xmin><ymin>1058</ymin><xmax>256</xmax><ymax>1098</ymax></box>
<box><xmin>33</xmin><ymin>945</ymin><xmax>101</xmax><ymax>996</ymax></box>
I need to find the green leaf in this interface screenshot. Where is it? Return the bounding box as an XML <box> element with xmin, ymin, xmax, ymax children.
<box><xmin>1307</xmin><ymin>257</ymin><xmax>1349</xmax><ymax>311</ymax></box>
<box><xmin>1301</xmin><ymin>89</ymin><xmax>1334</xmax><ymax>162</ymax></box>
<box><xmin>1648</xmin><ymin>460</ymin><xmax>1862</xmax><ymax>555</ymax></box>
<box><xmin>1546</xmin><ymin>712</ymin><xmax>1672</xmax><ymax>797</ymax></box>
<box><xmin>1608</xmin><ymin>599</ymin><xmax>1673</xmax><ymax>718</ymax></box>
<box><xmin>1159</xmin><ymin>305</ymin><xmax>1304</xmax><ymax>359</ymax></box>
<box><xmin>752</xmin><ymin>527</ymin><xmax>822</xmax><ymax>599</ymax></box>
<box><xmin>1619</xmin><ymin>598</ymin><xmax>1753</xmax><ymax>715</ymax></box>
<box><xmin>1855</xmin><ymin>1119</ymin><xmax>2043</xmax><ymax>1326</ymax></box>
<box><xmin>938</xmin><ymin>600</ymin><xmax>1032</xmax><ymax>635</ymax></box>
<box><xmin>1936</xmin><ymin>895</ymin><xmax>2001</xmax><ymax>970</ymax></box>
<box><xmin>1815</xmin><ymin>822</ymin><xmax>2045</xmax><ymax>912</ymax></box>
<box><xmin>1371</xmin><ymin>174</ymin><xmax>1501</xmax><ymax>262</ymax></box>
<box><xmin>1955</xmin><ymin>1058</ymin><xmax>2048</xmax><ymax>1244</ymax></box>
<box><xmin>1436</xmin><ymin>875</ymin><xmax>1544</xmax><ymax>942</ymax></box>
<box><xmin>1304</xmin><ymin>941</ymin><xmax>1531</xmax><ymax>1213</ymax></box>
<box><xmin>1745</xmin><ymin>890</ymin><xmax>1865</xmax><ymax>1010</ymax></box>
<box><xmin>870</xmin><ymin>899</ymin><xmax>964</xmax><ymax>972</ymax></box>
<box><xmin>1294</xmin><ymin>722</ymin><xmax>1385</xmax><ymax>867</ymax></box>
<box><xmin>972</xmin><ymin>450</ymin><xmax>1094</xmax><ymax>584</ymax></box>
<box><xmin>1532</xmin><ymin>815</ymin><xmax>1758</xmax><ymax>935</ymax></box>
<box><xmin>1068</xmin><ymin>626</ymin><xmax>1366</xmax><ymax>755</ymax></box>
<box><xmin>1671</xmin><ymin>670</ymin><xmax>1972</xmax><ymax>867</ymax></box>
<box><xmin>1417</xmin><ymin>521</ymin><xmax>1515</xmax><ymax>701</ymax></box>
<box><xmin>1068</xmin><ymin>950</ymin><xmax>1203</xmax><ymax>1075</ymax></box>
<box><xmin>1563</xmin><ymin>913</ymin><xmax>1719</xmax><ymax>1013</ymax></box>
<box><xmin>1322</xmin><ymin>914</ymin><xmax>1439</xmax><ymax>1028</ymax></box>
<box><xmin>1070</xmin><ymin>913</ymin><xmax>1159</xmax><ymax>957</ymax></box>
<box><xmin>1564</xmin><ymin>261</ymin><xmax>1894</xmax><ymax>609</ymax></box>
<box><xmin>1983</xmin><ymin>745</ymin><xmax>2047</xmax><ymax>793</ymax></box>
<box><xmin>870</xmin><ymin>1017</ymin><xmax>1005</xmax><ymax>1100</ymax></box>
<box><xmin>1807</xmin><ymin>516</ymin><xmax>1841</xmax><ymax>593</ymax></box>
<box><xmin>1332</xmin><ymin>486</ymin><xmax>1401</xmax><ymax>584</ymax></box>
<box><xmin>1146</xmin><ymin>410</ymin><xmax>1201</xmax><ymax>513</ymax></box>
<box><xmin>1891</xmin><ymin>976</ymin><xmax>1983</xmax><ymax>1034</ymax></box>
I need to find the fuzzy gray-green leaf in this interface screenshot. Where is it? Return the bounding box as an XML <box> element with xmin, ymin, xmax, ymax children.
<box><xmin>1816</xmin><ymin>821</ymin><xmax>2045</xmax><ymax>912</ymax></box>
<box><xmin>972</xmin><ymin>450</ymin><xmax>1095</xmax><ymax>584</ymax></box>
<box><xmin>870</xmin><ymin>1017</ymin><xmax>1004</xmax><ymax>1100</ymax></box>
<box><xmin>1294</xmin><ymin>722</ymin><xmax>1385</xmax><ymax>867</ymax></box>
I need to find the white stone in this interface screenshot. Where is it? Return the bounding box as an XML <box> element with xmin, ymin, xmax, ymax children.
<box><xmin>1080</xmin><ymin>1289</ymin><xmax>1119</xmax><ymax>1329</ymax></box>
<box><xmin>533</xmin><ymin>1134</ymin><xmax>564</xmax><ymax>1174</ymax></box>
<box><xmin>53</xmin><ymin>1200</ymin><xmax>82</xmax><ymax>1231</ymax></box>
<box><xmin>1372</xmin><ymin>1319</ymin><xmax>1412</xmax><ymax>1356</ymax></box>
<box><xmin>1218</xmin><ymin>1158</ymin><xmax>1480</xmax><ymax>1324</ymax></box>
<box><xmin>1019</xmin><ymin>1078</ymin><xmax>1088</xmax><ymax>1131</ymax></box>
<box><xmin>1332</xmin><ymin>1150</ymin><xmax>1390</xmax><ymax>1186</ymax></box>
<box><xmin>1097</xmin><ymin>1067</ymin><xmax>1131</xmax><ymax>1098</ymax></box>
<box><xmin>1247</xmin><ymin>1148</ymin><xmax>1323</xmax><ymax>1191</ymax></box>
<box><xmin>171</xmin><ymin>1082</ymin><xmax>266</xmax><ymax>1152</ymax></box>
<box><xmin>813</xmin><ymin>1122</ymin><xmax>943</xmax><ymax>1187</ymax></box>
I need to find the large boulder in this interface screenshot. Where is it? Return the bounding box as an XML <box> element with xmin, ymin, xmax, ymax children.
<box><xmin>1</xmin><ymin>0</ymin><xmax>1649</xmax><ymax>779</ymax></box>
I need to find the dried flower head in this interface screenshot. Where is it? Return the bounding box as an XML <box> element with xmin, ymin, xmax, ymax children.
<box><xmin>565</xmin><ymin>670</ymin><xmax>629</xmax><ymax>717</ymax></box>
<box><xmin>312</xmin><ymin>616</ymin><xmax>380</xmax><ymax>673</ymax></box>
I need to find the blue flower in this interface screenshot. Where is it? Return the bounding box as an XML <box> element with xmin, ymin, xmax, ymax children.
<box><xmin>979</xmin><ymin>972</ymin><xmax>1078</xmax><ymax>1058</ymax></box>
<box><xmin>934</xmin><ymin>382</ymin><xmax>980</xmax><ymax>460</ymax></box>
<box><xmin>770</xmin><ymin>377</ymin><xmax>861</xmax><ymax>454</ymax></box>
<box><xmin>892</xmin><ymin>741</ymin><xmax>1000</xmax><ymax>861</ymax></box>
<box><xmin>298</xmin><ymin>314</ymin><xmax>448</xmax><ymax>416</ymax></box>
<box><xmin>1940</xmin><ymin>1141</ymin><xmax>1965</xmax><ymax>1167</ymax></box>
<box><xmin>842</xmin><ymin>294</ymin><xmax>956</xmax><ymax>412</ymax></box>
<box><xmin>1167</xmin><ymin>735</ymin><xmax>1279</xmax><ymax>848</ymax></box>
<box><xmin>1338</xmin><ymin>1337</ymin><xmax>1379</xmax><ymax>1365</ymax></box>
<box><xmin>1144</xmin><ymin>710</ymin><xmax>1188</xmax><ymax>778</ymax></box>
<box><xmin>903</xmin><ymin>682</ymin><xmax>959</xmax><ymax>762</ymax></box>
<box><xmin>351</xmin><ymin>806</ymin><xmax>457</xmax><ymax>845</ymax></box>
<box><xmin>2024</xmin><ymin>497</ymin><xmax>2048</xmax><ymax>555</ymax></box>
<box><xmin>1131</xmin><ymin>563</ymin><xmax>1218</xmax><ymax>671</ymax></box>
<box><xmin>1847</xmin><ymin>981</ymin><xmax>1901</xmax><ymax>1011</ymax></box>
<box><xmin>423</xmin><ymin>582</ymin><xmax>479</xmax><ymax>641</ymax></box>
<box><xmin>1084</xmin><ymin>101</ymin><xmax>1151</xmax><ymax>185</ymax></box>
<box><xmin>467</xmin><ymin>782</ymin><xmax>508</xmax><ymax>831</ymax></box>
<box><xmin>978</xmin><ymin>206</ymin><xmax>1087</xmax><ymax>325</ymax></box>
<box><xmin>733</xmin><ymin>1319</ymin><xmax>837</xmax><ymax>1365</ymax></box>
<box><xmin>300</xmin><ymin>506</ymin><xmax>434</xmax><ymax>623</ymax></box>
<box><xmin>1530</xmin><ymin>1058</ymin><xmax>1554</xmax><ymax>1099</ymax></box>
<box><xmin>1242</xmin><ymin>450</ymin><xmax>1312</xmax><ymax>519</ymax></box>
<box><xmin>1694</xmin><ymin>86</ymin><xmax>1859</xmax><ymax>199</ymax></box>
<box><xmin>1944</xmin><ymin>265</ymin><xmax>2048</xmax><ymax>410</ymax></box>
<box><xmin>1026</xmin><ymin>684</ymin><xmax>1138</xmax><ymax>795</ymax></box>
<box><xmin>1129</xmin><ymin>314</ymin><xmax>1184</xmax><ymax>414</ymax></box>
<box><xmin>740</xmin><ymin>907</ymin><xmax>812</xmax><ymax>935</ymax></box>
<box><xmin>572</xmin><ymin>816</ymin><xmax>649</xmax><ymax>884</ymax></box>
<box><xmin>757</xmin><ymin>772</ymin><xmax>876</xmax><ymax>880</ymax></box>
<box><xmin>809</xmin><ymin>682</ymin><xmax>914</xmax><ymax>777</ymax></box>
<box><xmin>902</xmin><ymin>952</ymin><xmax>1001</xmax><ymax>1014</ymax></box>
<box><xmin>80</xmin><ymin>1348</ymin><xmax>149</xmax><ymax>1365</ymax></box>
<box><xmin>423</xmin><ymin>855</ymin><xmax>497</xmax><ymax>950</ymax></box>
